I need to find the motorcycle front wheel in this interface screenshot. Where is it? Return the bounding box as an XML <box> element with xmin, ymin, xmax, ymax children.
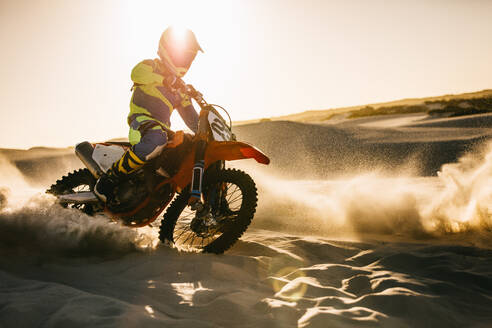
<box><xmin>159</xmin><ymin>169</ymin><xmax>257</xmax><ymax>254</ymax></box>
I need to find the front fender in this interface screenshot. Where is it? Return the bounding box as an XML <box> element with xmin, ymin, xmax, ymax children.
<box><xmin>205</xmin><ymin>141</ymin><xmax>270</xmax><ymax>165</ymax></box>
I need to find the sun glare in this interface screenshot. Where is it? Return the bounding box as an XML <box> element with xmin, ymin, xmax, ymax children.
<box><xmin>169</xmin><ymin>25</ymin><xmax>188</xmax><ymax>43</ymax></box>
<box><xmin>124</xmin><ymin>0</ymin><xmax>245</xmax><ymax>131</ymax></box>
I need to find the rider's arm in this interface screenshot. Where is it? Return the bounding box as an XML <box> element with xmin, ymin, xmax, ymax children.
<box><xmin>131</xmin><ymin>60</ymin><xmax>163</xmax><ymax>85</ymax></box>
<box><xmin>177</xmin><ymin>94</ymin><xmax>199</xmax><ymax>133</ymax></box>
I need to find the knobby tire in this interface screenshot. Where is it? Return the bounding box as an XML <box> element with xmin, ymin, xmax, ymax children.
<box><xmin>159</xmin><ymin>169</ymin><xmax>257</xmax><ymax>254</ymax></box>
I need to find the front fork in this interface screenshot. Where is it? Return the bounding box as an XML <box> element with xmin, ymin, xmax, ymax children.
<box><xmin>190</xmin><ymin>159</ymin><xmax>226</xmax><ymax>233</ymax></box>
<box><xmin>190</xmin><ymin>146</ymin><xmax>225</xmax><ymax>218</ymax></box>
<box><xmin>189</xmin><ymin>107</ymin><xmax>225</xmax><ymax>211</ymax></box>
<box><xmin>190</xmin><ymin>139</ymin><xmax>207</xmax><ymax>203</ymax></box>
<box><xmin>189</xmin><ymin>109</ymin><xmax>210</xmax><ymax>206</ymax></box>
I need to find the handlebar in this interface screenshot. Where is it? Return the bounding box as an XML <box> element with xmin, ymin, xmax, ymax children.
<box><xmin>163</xmin><ymin>73</ymin><xmax>207</xmax><ymax>107</ymax></box>
<box><xmin>161</xmin><ymin>60</ymin><xmax>232</xmax><ymax>130</ymax></box>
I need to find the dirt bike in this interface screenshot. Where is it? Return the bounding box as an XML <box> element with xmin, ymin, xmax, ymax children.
<box><xmin>46</xmin><ymin>77</ymin><xmax>270</xmax><ymax>254</ymax></box>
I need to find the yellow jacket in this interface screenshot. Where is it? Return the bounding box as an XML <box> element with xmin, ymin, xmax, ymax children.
<box><xmin>128</xmin><ymin>59</ymin><xmax>197</xmax><ymax>131</ymax></box>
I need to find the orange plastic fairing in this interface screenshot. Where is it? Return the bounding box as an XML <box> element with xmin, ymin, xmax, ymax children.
<box><xmin>205</xmin><ymin>141</ymin><xmax>270</xmax><ymax>165</ymax></box>
<box><xmin>163</xmin><ymin>140</ymin><xmax>269</xmax><ymax>191</ymax></box>
<box><xmin>166</xmin><ymin>130</ymin><xmax>184</xmax><ymax>148</ymax></box>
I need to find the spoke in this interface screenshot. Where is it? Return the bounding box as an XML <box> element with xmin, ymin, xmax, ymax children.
<box><xmin>176</xmin><ymin>216</ymin><xmax>192</xmax><ymax>225</ymax></box>
<box><xmin>228</xmin><ymin>183</ymin><xmax>239</xmax><ymax>193</ymax></box>
<box><xmin>177</xmin><ymin>213</ymin><xmax>193</xmax><ymax>224</ymax></box>
<box><xmin>226</xmin><ymin>186</ymin><xmax>242</xmax><ymax>200</ymax></box>
<box><xmin>180</xmin><ymin>211</ymin><xmax>194</xmax><ymax>218</ymax></box>
<box><xmin>226</xmin><ymin>193</ymin><xmax>241</xmax><ymax>205</ymax></box>
<box><xmin>226</xmin><ymin>186</ymin><xmax>240</xmax><ymax>202</ymax></box>
<box><xmin>178</xmin><ymin>231</ymin><xmax>192</xmax><ymax>245</ymax></box>
<box><xmin>226</xmin><ymin>194</ymin><xmax>240</xmax><ymax>205</ymax></box>
<box><xmin>176</xmin><ymin>223</ymin><xmax>189</xmax><ymax>231</ymax></box>
<box><xmin>176</xmin><ymin>221</ymin><xmax>192</xmax><ymax>229</ymax></box>
<box><xmin>175</xmin><ymin>226</ymin><xmax>191</xmax><ymax>242</ymax></box>
<box><xmin>181</xmin><ymin>226</ymin><xmax>197</xmax><ymax>245</ymax></box>
<box><xmin>174</xmin><ymin>230</ymin><xmax>186</xmax><ymax>242</ymax></box>
<box><xmin>175</xmin><ymin>225</ymin><xmax>188</xmax><ymax>234</ymax></box>
<box><xmin>227</xmin><ymin>184</ymin><xmax>239</xmax><ymax>195</ymax></box>
<box><xmin>228</xmin><ymin>193</ymin><xmax>242</xmax><ymax>203</ymax></box>
<box><xmin>173</xmin><ymin>180</ymin><xmax>246</xmax><ymax>251</ymax></box>
<box><xmin>228</xmin><ymin>200</ymin><xmax>243</xmax><ymax>212</ymax></box>
<box><xmin>186</xmin><ymin>233</ymin><xmax>197</xmax><ymax>247</ymax></box>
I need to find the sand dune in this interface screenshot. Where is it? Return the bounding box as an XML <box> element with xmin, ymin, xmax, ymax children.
<box><xmin>233</xmin><ymin>113</ymin><xmax>492</xmax><ymax>177</ymax></box>
<box><xmin>1</xmin><ymin>212</ymin><xmax>491</xmax><ymax>327</ymax></box>
<box><xmin>1</xmin><ymin>112</ymin><xmax>492</xmax><ymax>327</ymax></box>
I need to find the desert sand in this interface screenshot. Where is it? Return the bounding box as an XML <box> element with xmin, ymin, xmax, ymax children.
<box><xmin>0</xmin><ymin>112</ymin><xmax>492</xmax><ymax>327</ymax></box>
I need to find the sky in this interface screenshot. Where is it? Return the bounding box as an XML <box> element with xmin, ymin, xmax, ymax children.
<box><xmin>0</xmin><ymin>0</ymin><xmax>491</xmax><ymax>149</ymax></box>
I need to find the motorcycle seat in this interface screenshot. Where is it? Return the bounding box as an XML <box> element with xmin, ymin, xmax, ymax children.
<box><xmin>103</xmin><ymin>131</ymin><xmax>186</xmax><ymax>150</ymax></box>
<box><xmin>105</xmin><ymin>141</ymin><xmax>132</xmax><ymax>147</ymax></box>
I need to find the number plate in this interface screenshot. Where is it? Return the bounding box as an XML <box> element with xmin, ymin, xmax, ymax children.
<box><xmin>208</xmin><ymin>111</ymin><xmax>232</xmax><ymax>141</ymax></box>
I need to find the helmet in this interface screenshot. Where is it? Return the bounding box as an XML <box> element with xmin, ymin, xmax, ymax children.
<box><xmin>158</xmin><ymin>27</ymin><xmax>203</xmax><ymax>77</ymax></box>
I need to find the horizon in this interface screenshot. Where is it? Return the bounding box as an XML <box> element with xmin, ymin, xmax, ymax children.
<box><xmin>1</xmin><ymin>0</ymin><xmax>491</xmax><ymax>149</ymax></box>
<box><xmin>244</xmin><ymin>87</ymin><xmax>492</xmax><ymax>121</ymax></box>
<box><xmin>2</xmin><ymin>87</ymin><xmax>489</xmax><ymax>150</ymax></box>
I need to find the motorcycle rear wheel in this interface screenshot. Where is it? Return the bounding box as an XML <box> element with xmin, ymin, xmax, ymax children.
<box><xmin>46</xmin><ymin>169</ymin><xmax>101</xmax><ymax>215</ymax></box>
<box><xmin>159</xmin><ymin>169</ymin><xmax>257</xmax><ymax>254</ymax></box>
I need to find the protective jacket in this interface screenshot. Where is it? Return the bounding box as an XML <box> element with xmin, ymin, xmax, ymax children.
<box><xmin>129</xmin><ymin>58</ymin><xmax>199</xmax><ymax>137</ymax></box>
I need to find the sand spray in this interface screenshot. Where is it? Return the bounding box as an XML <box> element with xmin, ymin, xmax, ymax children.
<box><xmin>240</xmin><ymin>141</ymin><xmax>492</xmax><ymax>245</ymax></box>
<box><xmin>0</xmin><ymin>140</ymin><xmax>491</xmax><ymax>254</ymax></box>
<box><xmin>0</xmin><ymin>155</ymin><xmax>150</xmax><ymax>256</ymax></box>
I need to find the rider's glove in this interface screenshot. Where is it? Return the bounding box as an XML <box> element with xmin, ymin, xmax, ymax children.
<box><xmin>164</xmin><ymin>75</ymin><xmax>177</xmax><ymax>88</ymax></box>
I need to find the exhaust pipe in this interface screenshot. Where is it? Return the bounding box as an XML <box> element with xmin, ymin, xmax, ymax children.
<box><xmin>75</xmin><ymin>141</ymin><xmax>105</xmax><ymax>178</ymax></box>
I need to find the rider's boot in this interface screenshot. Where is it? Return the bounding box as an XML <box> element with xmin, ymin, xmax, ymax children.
<box><xmin>94</xmin><ymin>149</ymin><xmax>146</xmax><ymax>203</ymax></box>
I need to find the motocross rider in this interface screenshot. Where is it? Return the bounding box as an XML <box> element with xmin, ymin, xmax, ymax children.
<box><xmin>95</xmin><ymin>27</ymin><xmax>203</xmax><ymax>203</ymax></box>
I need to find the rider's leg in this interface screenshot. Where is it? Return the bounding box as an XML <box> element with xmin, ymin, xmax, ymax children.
<box><xmin>132</xmin><ymin>127</ymin><xmax>168</xmax><ymax>161</ymax></box>
<box><xmin>94</xmin><ymin>124</ymin><xmax>168</xmax><ymax>202</ymax></box>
